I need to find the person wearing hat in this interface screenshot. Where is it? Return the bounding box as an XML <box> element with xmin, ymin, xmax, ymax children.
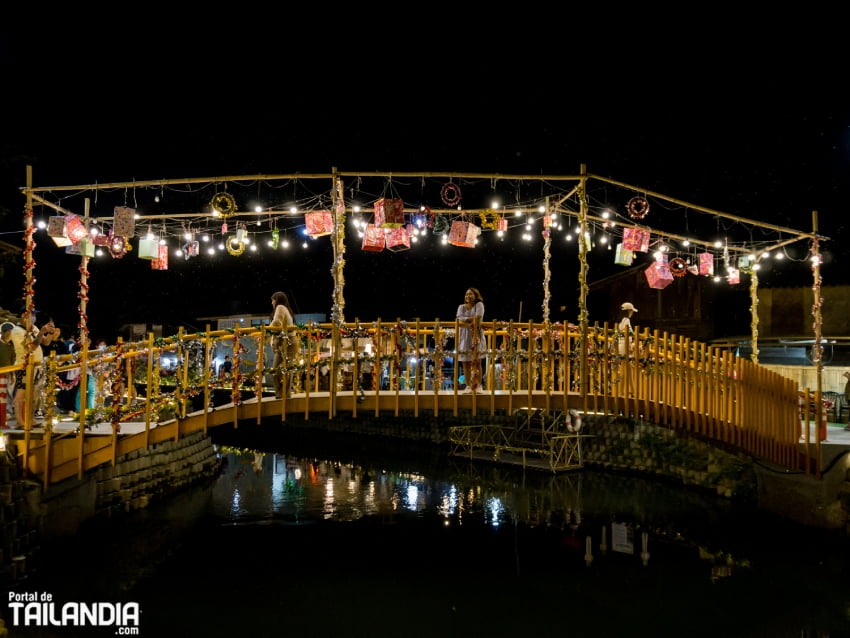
<box><xmin>617</xmin><ymin>302</ymin><xmax>638</xmax><ymax>358</ymax></box>
<box><xmin>0</xmin><ymin>321</ymin><xmax>16</xmax><ymax>428</ymax></box>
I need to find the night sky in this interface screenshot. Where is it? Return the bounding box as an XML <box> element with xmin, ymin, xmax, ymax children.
<box><xmin>1</xmin><ymin>20</ymin><xmax>848</xmax><ymax>341</ymax></box>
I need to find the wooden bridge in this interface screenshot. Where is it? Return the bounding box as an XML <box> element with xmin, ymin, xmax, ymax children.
<box><xmin>3</xmin><ymin>319</ymin><xmax>825</xmax><ymax>488</ymax></box>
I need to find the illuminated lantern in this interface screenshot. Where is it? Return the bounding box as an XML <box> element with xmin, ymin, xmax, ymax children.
<box><xmin>727</xmin><ymin>267</ymin><xmax>740</xmax><ymax>285</ymax></box>
<box><xmin>645</xmin><ymin>256</ymin><xmax>674</xmax><ymax>289</ymax></box>
<box><xmin>361</xmin><ymin>224</ymin><xmax>385</xmax><ymax>252</ymax></box>
<box><xmin>47</xmin><ymin>216</ymin><xmax>72</xmax><ymax>247</ymax></box>
<box><xmin>447</xmin><ymin>220</ymin><xmax>480</xmax><ymax>248</ymax></box>
<box><xmin>305</xmin><ymin>210</ymin><xmax>334</xmax><ymax>236</ymax></box>
<box><xmin>622</xmin><ymin>227</ymin><xmax>650</xmax><ymax>253</ymax></box>
<box><xmin>113</xmin><ymin>206</ymin><xmax>136</xmax><ymax>237</ymax></box>
<box><xmin>77</xmin><ymin>237</ymin><xmax>95</xmax><ymax>257</ymax></box>
<box><xmin>497</xmin><ymin>218</ymin><xmax>508</xmax><ymax>232</ymax></box>
<box><xmin>152</xmin><ymin>243</ymin><xmax>169</xmax><ymax>270</ymax></box>
<box><xmin>698</xmin><ymin>252</ymin><xmax>714</xmax><ymax>276</ymax></box>
<box><xmin>614</xmin><ymin>243</ymin><xmax>634</xmax><ymax>266</ymax></box>
<box><xmin>385</xmin><ymin>226</ymin><xmax>410</xmax><ymax>252</ymax></box>
<box><xmin>374</xmin><ymin>198</ymin><xmax>404</xmax><ymax>228</ymax></box>
<box><xmin>138</xmin><ymin>238</ymin><xmax>159</xmax><ymax>260</ymax></box>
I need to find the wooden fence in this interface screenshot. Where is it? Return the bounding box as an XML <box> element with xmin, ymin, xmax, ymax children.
<box><xmin>1</xmin><ymin>319</ymin><xmax>820</xmax><ymax>487</ymax></box>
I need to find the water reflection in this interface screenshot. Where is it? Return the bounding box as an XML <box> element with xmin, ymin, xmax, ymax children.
<box><xmin>16</xmin><ymin>429</ymin><xmax>850</xmax><ymax>637</ymax></box>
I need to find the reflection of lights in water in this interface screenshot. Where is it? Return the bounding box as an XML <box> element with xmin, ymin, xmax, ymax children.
<box><xmin>484</xmin><ymin>496</ymin><xmax>505</xmax><ymax>528</ymax></box>
<box><xmin>437</xmin><ymin>485</ymin><xmax>459</xmax><ymax>523</ymax></box>
<box><xmin>405</xmin><ymin>484</ymin><xmax>419</xmax><ymax>512</ymax></box>
<box><xmin>324</xmin><ymin>476</ymin><xmax>336</xmax><ymax>518</ymax></box>
<box><xmin>230</xmin><ymin>488</ymin><xmax>241</xmax><ymax>517</ymax></box>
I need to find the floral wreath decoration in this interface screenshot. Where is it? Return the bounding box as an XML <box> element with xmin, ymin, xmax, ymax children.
<box><xmin>211</xmin><ymin>192</ymin><xmax>237</xmax><ymax>218</ymax></box>
<box><xmin>441</xmin><ymin>182</ymin><xmax>462</xmax><ymax>208</ymax></box>
<box><xmin>669</xmin><ymin>257</ymin><xmax>687</xmax><ymax>277</ymax></box>
<box><xmin>226</xmin><ymin>235</ymin><xmax>246</xmax><ymax>256</ymax></box>
<box><xmin>627</xmin><ymin>196</ymin><xmax>650</xmax><ymax>220</ymax></box>
<box><xmin>478</xmin><ymin>209</ymin><xmax>501</xmax><ymax>230</ymax></box>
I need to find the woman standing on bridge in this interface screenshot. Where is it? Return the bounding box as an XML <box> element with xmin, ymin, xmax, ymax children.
<box><xmin>456</xmin><ymin>287</ymin><xmax>487</xmax><ymax>393</ymax></box>
<box><xmin>270</xmin><ymin>291</ymin><xmax>298</xmax><ymax>399</ymax></box>
<box><xmin>617</xmin><ymin>302</ymin><xmax>638</xmax><ymax>358</ymax></box>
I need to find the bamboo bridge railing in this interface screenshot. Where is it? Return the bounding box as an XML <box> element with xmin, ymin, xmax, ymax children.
<box><xmin>2</xmin><ymin>319</ymin><xmax>818</xmax><ymax>489</ymax></box>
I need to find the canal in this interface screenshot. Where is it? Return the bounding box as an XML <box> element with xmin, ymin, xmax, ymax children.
<box><xmin>9</xmin><ymin>426</ymin><xmax>850</xmax><ymax>637</ymax></box>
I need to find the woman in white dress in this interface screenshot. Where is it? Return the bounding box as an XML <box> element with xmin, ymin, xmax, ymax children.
<box><xmin>617</xmin><ymin>302</ymin><xmax>638</xmax><ymax>358</ymax></box>
<box><xmin>456</xmin><ymin>288</ymin><xmax>486</xmax><ymax>392</ymax></box>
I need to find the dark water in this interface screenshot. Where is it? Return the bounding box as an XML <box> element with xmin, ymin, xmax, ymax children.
<box><xmin>8</xmin><ymin>426</ymin><xmax>850</xmax><ymax>638</ymax></box>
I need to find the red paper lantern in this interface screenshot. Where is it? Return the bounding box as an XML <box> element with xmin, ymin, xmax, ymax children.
<box><xmin>374</xmin><ymin>198</ymin><xmax>405</xmax><ymax>228</ymax></box>
<box><xmin>361</xmin><ymin>224</ymin><xmax>385</xmax><ymax>252</ymax></box>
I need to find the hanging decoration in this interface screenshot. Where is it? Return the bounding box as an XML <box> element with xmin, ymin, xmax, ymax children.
<box><xmin>478</xmin><ymin>210</ymin><xmax>501</xmax><ymax>230</ymax></box>
<box><xmin>386</xmin><ymin>226</ymin><xmax>410</xmax><ymax>252</ymax></box>
<box><xmin>183</xmin><ymin>238</ymin><xmax>199</xmax><ymax>259</ymax></box>
<box><xmin>270</xmin><ymin>226</ymin><xmax>280</xmax><ymax>249</ymax></box>
<box><xmin>374</xmin><ymin>198</ymin><xmax>405</xmax><ymax>228</ymax></box>
<box><xmin>627</xmin><ymin>196</ymin><xmax>650</xmax><ymax>220</ymax></box>
<box><xmin>698</xmin><ymin>252</ymin><xmax>714</xmax><ymax>276</ymax></box>
<box><xmin>138</xmin><ymin>237</ymin><xmax>159</xmax><ymax>260</ymax></box>
<box><xmin>226</xmin><ymin>235</ymin><xmax>246</xmax><ymax>256</ymax></box>
<box><xmin>108</xmin><ymin>234</ymin><xmax>128</xmax><ymax>259</ymax></box>
<box><xmin>622</xmin><ymin>227</ymin><xmax>650</xmax><ymax>252</ymax></box>
<box><xmin>432</xmin><ymin>214</ymin><xmax>448</xmax><ymax>234</ymax></box>
<box><xmin>47</xmin><ymin>216</ymin><xmax>72</xmax><ymax>247</ymax></box>
<box><xmin>614</xmin><ymin>243</ymin><xmax>634</xmax><ymax>266</ymax></box>
<box><xmin>221</xmin><ymin>222</ymin><xmax>228</xmax><ymax>235</ymax></box>
<box><xmin>447</xmin><ymin>219</ymin><xmax>480</xmax><ymax>247</ymax></box>
<box><xmin>113</xmin><ymin>206</ymin><xmax>136</xmax><ymax>237</ymax></box>
<box><xmin>331</xmin><ymin>177</ymin><xmax>347</xmax><ymax>325</ymax></box>
<box><xmin>361</xmin><ymin>224</ymin><xmax>385</xmax><ymax>252</ymax></box>
<box><xmin>441</xmin><ymin>182</ymin><xmax>462</xmax><ymax>208</ymax></box>
<box><xmin>305</xmin><ymin>210</ymin><xmax>334</xmax><ymax>236</ymax></box>
<box><xmin>645</xmin><ymin>254</ymin><xmax>674</xmax><ymax>289</ymax></box>
<box><xmin>152</xmin><ymin>243</ymin><xmax>169</xmax><ymax>270</ymax></box>
<box><xmin>542</xmin><ymin>221</ymin><xmax>552</xmax><ymax>322</ymax></box>
<box><xmin>669</xmin><ymin>257</ymin><xmax>687</xmax><ymax>277</ymax></box>
<box><xmin>211</xmin><ymin>192</ymin><xmax>237</xmax><ymax>218</ymax></box>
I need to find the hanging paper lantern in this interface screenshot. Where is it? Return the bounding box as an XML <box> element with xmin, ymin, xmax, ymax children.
<box><xmin>727</xmin><ymin>267</ymin><xmax>740</xmax><ymax>284</ymax></box>
<box><xmin>221</xmin><ymin>222</ymin><xmax>229</xmax><ymax>235</ymax></box>
<box><xmin>698</xmin><ymin>252</ymin><xmax>714</xmax><ymax>276</ymax></box>
<box><xmin>113</xmin><ymin>206</ymin><xmax>136</xmax><ymax>237</ymax></box>
<box><xmin>138</xmin><ymin>238</ymin><xmax>159</xmax><ymax>260</ymax></box>
<box><xmin>622</xmin><ymin>227</ymin><xmax>650</xmax><ymax>253</ymax></box>
<box><xmin>305</xmin><ymin>211</ymin><xmax>334</xmax><ymax>236</ymax></box>
<box><xmin>271</xmin><ymin>227</ymin><xmax>280</xmax><ymax>249</ymax></box>
<box><xmin>374</xmin><ymin>198</ymin><xmax>405</xmax><ymax>228</ymax></box>
<box><xmin>645</xmin><ymin>255</ymin><xmax>673</xmax><ymax>289</ymax></box>
<box><xmin>614</xmin><ymin>243</ymin><xmax>634</xmax><ymax>266</ymax></box>
<box><xmin>386</xmin><ymin>227</ymin><xmax>411</xmax><ymax>252</ymax></box>
<box><xmin>47</xmin><ymin>216</ymin><xmax>72</xmax><ymax>247</ymax></box>
<box><xmin>78</xmin><ymin>238</ymin><xmax>95</xmax><ymax>258</ymax></box>
<box><xmin>361</xmin><ymin>224</ymin><xmax>385</xmax><ymax>252</ymax></box>
<box><xmin>448</xmin><ymin>220</ymin><xmax>480</xmax><ymax>248</ymax></box>
<box><xmin>152</xmin><ymin>243</ymin><xmax>169</xmax><ymax>270</ymax></box>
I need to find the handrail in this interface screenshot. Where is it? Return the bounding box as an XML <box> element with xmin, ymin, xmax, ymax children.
<box><xmin>5</xmin><ymin>320</ymin><xmax>816</xmax><ymax>487</ymax></box>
